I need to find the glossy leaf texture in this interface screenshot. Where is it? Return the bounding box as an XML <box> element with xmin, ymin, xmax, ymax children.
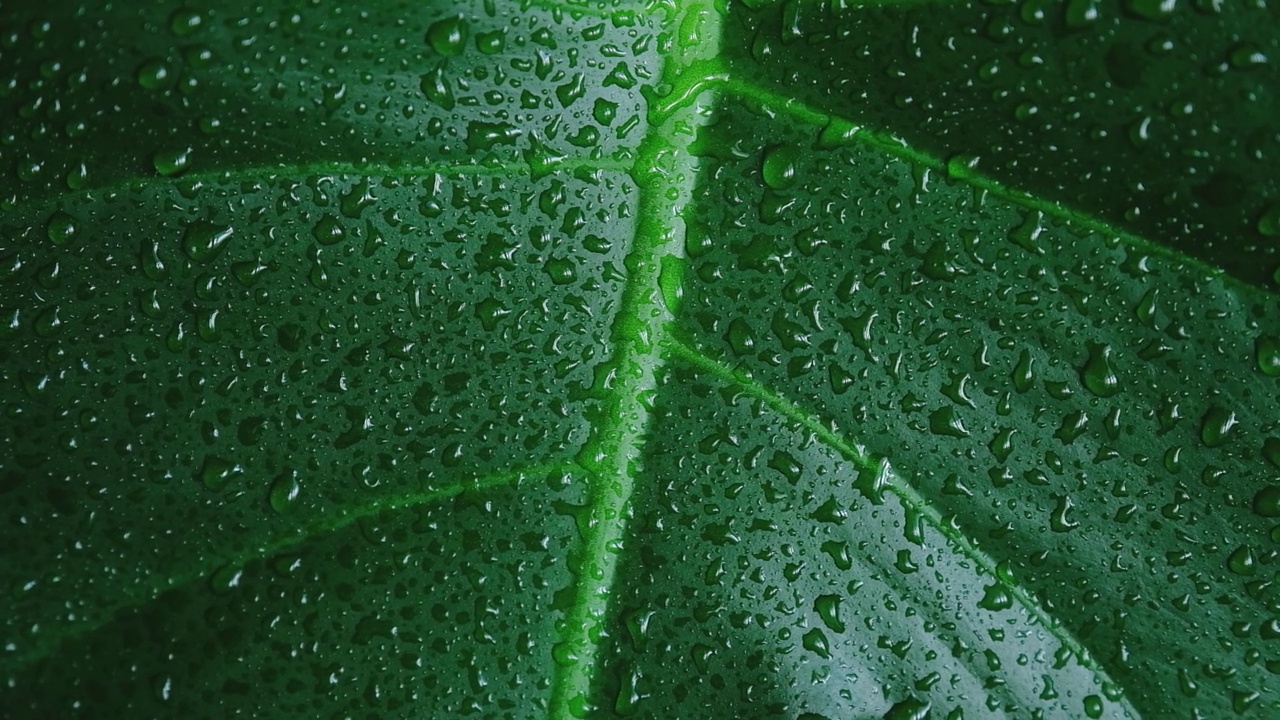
<box><xmin>1</xmin><ymin>0</ymin><xmax>1278</xmax><ymax>718</ymax></box>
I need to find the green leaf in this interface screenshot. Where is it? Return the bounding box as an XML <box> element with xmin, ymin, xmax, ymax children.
<box><xmin>2</xmin><ymin>0</ymin><xmax>1278</xmax><ymax>718</ymax></box>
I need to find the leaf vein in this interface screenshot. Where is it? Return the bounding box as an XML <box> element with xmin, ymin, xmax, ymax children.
<box><xmin>664</xmin><ymin>336</ymin><xmax>1144</xmax><ymax>718</ymax></box>
<box><xmin>3</xmin><ymin>459</ymin><xmax>570</xmax><ymax>677</ymax></box>
<box><xmin>711</xmin><ymin>74</ymin><xmax>1278</xmax><ymax>301</ymax></box>
<box><xmin>14</xmin><ymin>157</ymin><xmax>634</xmax><ymax>207</ymax></box>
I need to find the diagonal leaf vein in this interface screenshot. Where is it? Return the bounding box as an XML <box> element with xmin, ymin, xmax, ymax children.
<box><xmin>664</xmin><ymin>336</ymin><xmax>1143</xmax><ymax>718</ymax></box>
<box><xmin>3</xmin><ymin>459</ymin><xmax>573</xmax><ymax>677</ymax></box>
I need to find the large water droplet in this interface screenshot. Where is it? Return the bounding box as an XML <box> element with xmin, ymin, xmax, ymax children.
<box><xmin>760</xmin><ymin>145</ymin><xmax>800</xmax><ymax>190</ymax></box>
<box><xmin>182</xmin><ymin>222</ymin><xmax>234</xmax><ymax>263</ymax></box>
<box><xmin>426</xmin><ymin>17</ymin><xmax>468</xmax><ymax>57</ymax></box>
<box><xmin>1080</xmin><ymin>343</ymin><xmax>1121</xmax><ymax>397</ymax></box>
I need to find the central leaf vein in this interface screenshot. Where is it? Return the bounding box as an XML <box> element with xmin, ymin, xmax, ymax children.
<box><xmin>545</xmin><ymin>1</ymin><xmax>721</xmax><ymax>716</ymax></box>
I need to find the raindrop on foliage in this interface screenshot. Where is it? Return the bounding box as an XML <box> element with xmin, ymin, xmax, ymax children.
<box><xmin>1199</xmin><ymin>405</ymin><xmax>1237</xmax><ymax>448</ymax></box>
<box><xmin>1258</xmin><ymin>204</ymin><xmax>1280</xmax><ymax>237</ymax></box>
<box><xmin>169</xmin><ymin>8</ymin><xmax>203</xmax><ymax>36</ymax></box>
<box><xmin>269</xmin><ymin>469</ymin><xmax>301</xmax><ymax>515</ymax></box>
<box><xmin>153</xmin><ymin>146</ymin><xmax>192</xmax><ymax>176</ymax></box>
<box><xmin>136</xmin><ymin>59</ymin><xmax>171</xmax><ymax>89</ymax></box>
<box><xmin>182</xmin><ymin>222</ymin><xmax>234</xmax><ymax>263</ymax></box>
<box><xmin>45</xmin><ymin>211</ymin><xmax>76</xmax><ymax>246</ymax></box>
<box><xmin>1252</xmin><ymin>486</ymin><xmax>1280</xmax><ymax>518</ymax></box>
<box><xmin>426</xmin><ymin>17</ymin><xmax>468</xmax><ymax>57</ymax></box>
<box><xmin>760</xmin><ymin>145</ymin><xmax>800</xmax><ymax>190</ymax></box>
<box><xmin>1080</xmin><ymin>343</ymin><xmax>1121</xmax><ymax>397</ymax></box>
<box><xmin>1256</xmin><ymin>336</ymin><xmax>1280</xmax><ymax>376</ymax></box>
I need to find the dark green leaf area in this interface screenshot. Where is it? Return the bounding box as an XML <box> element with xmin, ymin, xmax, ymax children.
<box><xmin>723</xmin><ymin>0</ymin><xmax>1280</xmax><ymax>287</ymax></box>
<box><xmin>0</xmin><ymin>0</ymin><xmax>647</xmax><ymax>201</ymax></box>
<box><xmin>598</xmin><ymin>365</ymin><xmax>1117</xmax><ymax>719</ymax></box>
<box><xmin>3</xmin><ymin>0</ymin><xmax>1280</xmax><ymax>718</ymax></box>
<box><xmin>6</xmin><ymin>473</ymin><xmax>586</xmax><ymax>718</ymax></box>
<box><xmin>0</xmin><ymin>168</ymin><xmax>631</xmax><ymax>671</ymax></box>
<box><xmin>676</xmin><ymin>94</ymin><xmax>1280</xmax><ymax>719</ymax></box>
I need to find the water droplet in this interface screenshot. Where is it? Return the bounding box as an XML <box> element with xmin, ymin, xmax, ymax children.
<box><xmin>420</xmin><ymin>65</ymin><xmax>456</xmax><ymax>110</ymax></box>
<box><xmin>928</xmin><ymin>406</ymin><xmax>969</xmax><ymax>438</ymax></box>
<box><xmin>1049</xmin><ymin>495</ymin><xmax>1080</xmax><ymax>532</ymax></box>
<box><xmin>1012</xmin><ymin>349</ymin><xmax>1035</xmax><ymax>392</ymax></box>
<box><xmin>140</xmin><ymin>238</ymin><xmax>168</xmax><ymax>280</ymax></box>
<box><xmin>1080</xmin><ymin>343</ymin><xmax>1121</xmax><ymax>397</ymax></box>
<box><xmin>801</xmin><ymin>628</ymin><xmax>830</xmax><ymax>659</ymax></box>
<box><xmin>593</xmin><ymin>98</ymin><xmax>618</xmax><ymax>126</ymax></box>
<box><xmin>153</xmin><ymin>147</ymin><xmax>191</xmax><ymax>176</ymax></box>
<box><xmin>1258</xmin><ymin>204</ymin><xmax>1280</xmax><ymax>237</ymax></box>
<box><xmin>1253</xmin><ymin>486</ymin><xmax>1280</xmax><ymax>518</ymax></box>
<box><xmin>813</xmin><ymin>594</ymin><xmax>845</xmax><ymax>633</ymax></box>
<box><xmin>198</xmin><ymin>455</ymin><xmax>243</xmax><ymax>491</ymax></box>
<box><xmin>209</xmin><ymin>564</ymin><xmax>244</xmax><ymax>594</ymax></box>
<box><xmin>543</xmin><ymin>258</ymin><xmax>577</xmax><ymax>285</ymax></box>
<box><xmin>169</xmin><ymin>9</ymin><xmax>203</xmax><ymax>36</ymax></box>
<box><xmin>761</xmin><ymin>145</ymin><xmax>800</xmax><ymax>190</ymax></box>
<box><xmin>136</xmin><ymin>58</ymin><xmax>171</xmax><ymax>89</ymax></box>
<box><xmin>426</xmin><ymin>17</ymin><xmax>468</xmax><ymax>57</ymax></box>
<box><xmin>1227</xmin><ymin>545</ymin><xmax>1257</xmax><ymax>576</ymax></box>
<box><xmin>466</xmin><ymin>121</ymin><xmax>520</xmax><ymax>152</ymax></box>
<box><xmin>1123</xmin><ymin>0</ymin><xmax>1177</xmax><ymax>21</ymax></box>
<box><xmin>34</xmin><ymin>305</ymin><xmax>62</xmax><ymax>337</ymax></box>
<box><xmin>979</xmin><ymin>583</ymin><xmax>1014</xmax><ymax>611</ymax></box>
<box><xmin>1199</xmin><ymin>405</ymin><xmax>1238</xmax><ymax>448</ymax></box>
<box><xmin>1256</xmin><ymin>336</ymin><xmax>1280</xmax><ymax>376</ymax></box>
<box><xmin>883</xmin><ymin>697</ymin><xmax>931</xmax><ymax>720</ymax></box>
<box><xmin>1229</xmin><ymin>42</ymin><xmax>1268</xmax><ymax>69</ymax></box>
<box><xmin>320</xmin><ymin>83</ymin><xmax>347</xmax><ymax>110</ymax></box>
<box><xmin>312</xmin><ymin>215</ymin><xmax>347</xmax><ymax>245</ymax></box>
<box><xmin>726</xmin><ymin>318</ymin><xmax>756</xmax><ymax>356</ymax></box>
<box><xmin>182</xmin><ymin>222</ymin><xmax>233</xmax><ymax>263</ymax></box>
<box><xmin>989</xmin><ymin>427</ymin><xmax>1016</xmax><ymax>461</ymax></box>
<box><xmin>237</xmin><ymin>416</ymin><xmax>267</xmax><ymax>446</ymax></box>
<box><xmin>45</xmin><ymin>211</ymin><xmax>76</xmax><ymax>246</ymax></box>
<box><xmin>269</xmin><ymin>469</ymin><xmax>301</xmax><ymax>514</ymax></box>
<box><xmin>1065</xmin><ymin>0</ymin><xmax>1101</xmax><ymax>28</ymax></box>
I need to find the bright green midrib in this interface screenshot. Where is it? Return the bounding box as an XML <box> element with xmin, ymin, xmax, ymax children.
<box><xmin>2</xmin><ymin>459</ymin><xmax>574</xmax><ymax>676</ymax></box>
<box><xmin>665</xmin><ymin>338</ymin><xmax>1143</xmax><ymax>718</ymax></box>
<box><xmin>544</xmin><ymin>1</ymin><xmax>718</xmax><ymax>716</ymax></box>
<box><xmin>18</xmin><ymin>156</ymin><xmax>633</xmax><ymax>204</ymax></box>
<box><xmin>544</xmin><ymin>144</ymin><xmax>674</xmax><ymax>716</ymax></box>
<box><xmin>710</xmin><ymin>72</ymin><xmax>1279</xmax><ymax>302</ymax></box>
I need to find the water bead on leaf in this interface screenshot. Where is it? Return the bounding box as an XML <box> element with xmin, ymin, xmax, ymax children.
<box><xmin>426</xmin><ymin>16</ymin><xmax>468</xmax><ymax>57</ymax></box>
